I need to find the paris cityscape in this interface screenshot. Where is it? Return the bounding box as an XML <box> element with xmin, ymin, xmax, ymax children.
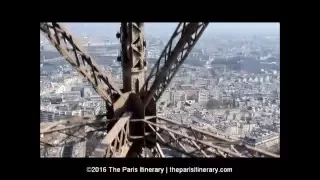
<box><xmin>40</xmin><ymin>23</ymin><xmax>280</xmax><ymax>157</ymax></box>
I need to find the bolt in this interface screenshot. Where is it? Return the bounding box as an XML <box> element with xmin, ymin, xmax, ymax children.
<box><xmin>116</xmin><ymin>32</ymin><xmax>120</xmax><ymax>39</ymax></box>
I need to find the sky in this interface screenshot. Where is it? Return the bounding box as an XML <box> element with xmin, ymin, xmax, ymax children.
<box><xmin>62</xmin><ymin>23</ymin><xmax>280</xmax><ymax>39</ymax></box>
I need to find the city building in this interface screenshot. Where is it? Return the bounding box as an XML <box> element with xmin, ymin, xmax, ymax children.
<box><xmin>40</xmin><ymin>111</ymin><xmax>55</xmax><ymax>122</ymax></box>
<box><xmin>243</xmin><ymin>130</ymin><xmax>279</xmax><ymax>148</ymax></box>
<box><xmin>198</xmin><ymin>90</ymin><xmax>209</xmax><ymax>103</ymax></box>
<box><xmin>41</xmin><ymin>28</ymin><xmax>280</xmax><ymax>157</ymax></box>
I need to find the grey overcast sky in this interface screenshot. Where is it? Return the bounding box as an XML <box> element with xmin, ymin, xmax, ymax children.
<box><xmin>63</xmin><ymin>23</ymin><xmax>279</xmax><ymax>38</ymax></box>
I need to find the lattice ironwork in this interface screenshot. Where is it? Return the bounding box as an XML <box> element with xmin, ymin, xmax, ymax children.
<box><xmin>40</xmin><ymin>22</ymin><xmax>123</xmax><ymax>107</ymax></box>
<box><xmin>144</xmin><ymin>117</ymin><xmax>279</xmax><ymax>158</ymax></box>
<box><xmin>40</xmin><ymin>22</ymin><xmax>280</xmax><ymax>158</ymax></box>
<box><xmin>143</xmin><ymin>22</ymin><xmax>208</xmax><ymax>107</ymax></box>
<box><xmin>90</xmin><ymin>112</ymin><xmax>132</xmax><ymax>157</ymax></box>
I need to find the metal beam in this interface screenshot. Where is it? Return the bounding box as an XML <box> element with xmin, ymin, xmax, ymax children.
<box><xmin>40</xmin><ymin>120</ymin><xmax>105</xmax><ymax>134</ymax></box>
<box><xmin>245</xmin><ymin>145</ymin><xmax>280</xmax><ymax>158</ymax></box>
<box><xmin>40</xmin><ymin>23</ymin><xmax>123</xmax><ymax>107</ymax></box>
<box><xmin>147</xmin><ymin>123</ymin><xmax>166</xmax><ymax>142</ymax></box>
<box><xmin>168</xmin><ymin>131</ymin><xmax>189</xmax><ymax>154</ymax></box>
<box><xmin>144</xmin><ymin>119</ymin><xmax>243</xmax><ymax>157</ymax></box>
<box><xmin>155</xmin><ymin>143</ymin><xmax>165</xmax><ymax>157</ymax></box>
<box><xmin>157</xmin><ymin>117</ymin><xmax>279</xmax><ymax>158</ymax></box>
<box><xmin>91</xmin><ymin>112</ymin><xmax>132</xmax><ymax>157</ymax></box>
<box><xmin>190</xmin><ymin>140</ymin><xmax>209</xmax><ymax>157</ymax></box>
<box><xmin>146</xmin><ymin>135</ymin><xmax>195</xmax><ymax>158</ymax></box>
<box><xmin>143</xmin><ymin>22</ymin><xmax>208</xmax><ymax>107</ymax></box>
<box><xmin>104</xmin><ymin>112</ymin><xmax>132</xmax><ymax>145</ymax></box>
<box><xmin>120</xmin><ymin>22</ymin><xmax>147</xmax><ymax>93</ymax></box>
<box><xmin>157</xmin><ymin>116</ymin><xmax>236</xmax><ymax>144</ymax></box>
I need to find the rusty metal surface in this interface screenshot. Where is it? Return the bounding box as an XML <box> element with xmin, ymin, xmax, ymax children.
<box><xmin>40</xmin><ymin>22</ymin><xmax>279</xmax><ymax>158</ymax></box>
<box><xmin>244</xmin><ymin>145</ymin><xmax>279</xmax><ymax>158</ymax></box>
<box><xmin>104</xmin><ymin>112</ymin><xmax>131</xmax><ymax>145</ymax></box>
<box><xmin>120</xmin><ymin>23</ymin><xmax>146</xmax><ymax>93</ymax></box>
<box><xmin>40</xmin><ymin>23</ymin><xmax>123</xmax><ymax>107</ymax></box>
<box><xmin>155</xmin><ymin>143</ymin><xmax>165</xmax><ymax>157</ymax></box>
<box><xmin>144</xmin><ymin>117</ymin><xmax>279</xmax><ymax>158</ymax></box>
<box><xmin>143</xmin><ymin>23</ymin><xmax>208</xmax><ymax>107</ymax></box>
<box><xmin>118</xmin><ymin>23</ymin><xmax>149</xmax><ymax>155</ymax></box>
<box><xmin>157</xmin><ymin>116</ymin><xmax>236</xmax><ymax>145</ymax></box>
<box><xmin>40</xmin><ymin>116</ymin><xmax>104</xmax><ymax>134</ymax></box>
<box><xmin>144</xmin><ymin>118</ymin><xmax>242</xmax><ymax>157</ymax></box>
<box><xmin>90</xmin><ymin>112</ymin><xmax>132</xmax><ymax>157</ymax></box>
<box><xmin>40</xmin><ymin>121</ymin><xmax>105</xmax><ymax>135</ymax></box>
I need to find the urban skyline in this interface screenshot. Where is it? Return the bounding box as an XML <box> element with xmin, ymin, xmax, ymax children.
<box><xmin>40</xmin><ymin>22</ymin><xmax>280</xmax><ymax>158</ymax></box>
<box><xmin>61</xmin><ymin>23</ymin><xmax>279</xmax><ymax>39</ymax></box>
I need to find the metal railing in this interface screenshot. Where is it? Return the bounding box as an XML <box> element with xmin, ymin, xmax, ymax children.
<box><xmin>91</xmin><ymin>112</ymin><xmax>132</xmax><ymax>157</ymax></box>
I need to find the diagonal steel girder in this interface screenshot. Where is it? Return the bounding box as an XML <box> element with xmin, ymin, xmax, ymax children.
<box><xmin>40</xmin><ymin>22</ymin><xmax>123</xmax><ymax>107</ymax></box>
<box><xmin>143</xmin><ymin>22</ymin><xmax>208</xmax><ymax>108</ymax></box>
<box><xmin>144</xmin><ymin>117</ymin><xmax>279</xmax><ymax>158</ymax></box>
<box><xmin>144</xmin><ymin>118</ymin><xmax>242</xmax><ymax>157</ymax></box>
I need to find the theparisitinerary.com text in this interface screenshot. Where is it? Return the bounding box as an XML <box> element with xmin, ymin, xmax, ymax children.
<box><xmin>86</xmin><ymin>167</ymin><xmax>233</xmax><ymax>174</ymax></box>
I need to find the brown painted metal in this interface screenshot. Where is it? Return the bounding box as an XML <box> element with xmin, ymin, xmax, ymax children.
<box><xmin>145</xmin><ymin>132</ymin><xmax>197</xmax><ymax>158</ymax></box>
<box><xmin>144</xmin><ymin>118</ymin><xmax>243</xmax><ymax>157</ymax></box>
<box><xmin>157</xmin><ymin>116</ymin><xmax>236</xmax><ymax>144</ymax></box>
<box><xmin>155</xmin><ymin>143</ymin><xmax>165</xmax><ymax>157</ymax></box>
<box><xmin>190</xmin><ymin>139</ymin><xmax>210</xmax><ymax>157</ymax></box>
<box><xmin>91</xmin><ymin>112</ymin><xmax>132</xmax><ymax>157</ymax></box>
<box><xmin>168</xmin><ymin>131</ymin><xmax>190</xmax><ymax>154</ymax></box>
<box><xmin>120</xmin><ymin>23</ymin><xmax>147</xmax><ymax>93</ymax></box>
<box><xmin>145</xmin><ymin>117</ymin><xmax>279</xmax><ymax>158</ymax></box>
<box><xmin>244</xmin><ymin>145</ymin><xmax>280</xmax><ymax>158</ymax></box>
<box><xmin>40</xmin><ymin>22</ymin><xmax>279</xmax><ymax>158</ymax></box>
<box><xmin>119</xmin><ymin>22</ymin><xmax>158</xmax><ymax>155</ymax></box>
<box><xmin>143</xmin><ymin>23</ymin><xmax>209</xmax><ymax>108</ymax></box>
<box><xmin>40</xmin><ymin>118</ymin><xmax>105</xmax><ymax>134</ymax></box>
<box><xmin>40</xmin><ymin>23</ymin><xmax>123</xmax><ymax>108</ymax></box>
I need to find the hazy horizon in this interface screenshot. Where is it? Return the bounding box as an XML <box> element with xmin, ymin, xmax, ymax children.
<box><xmin>62</xmin><ymin>23</ymin><xmax>279</xmax><ymax>39</ymax></box>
